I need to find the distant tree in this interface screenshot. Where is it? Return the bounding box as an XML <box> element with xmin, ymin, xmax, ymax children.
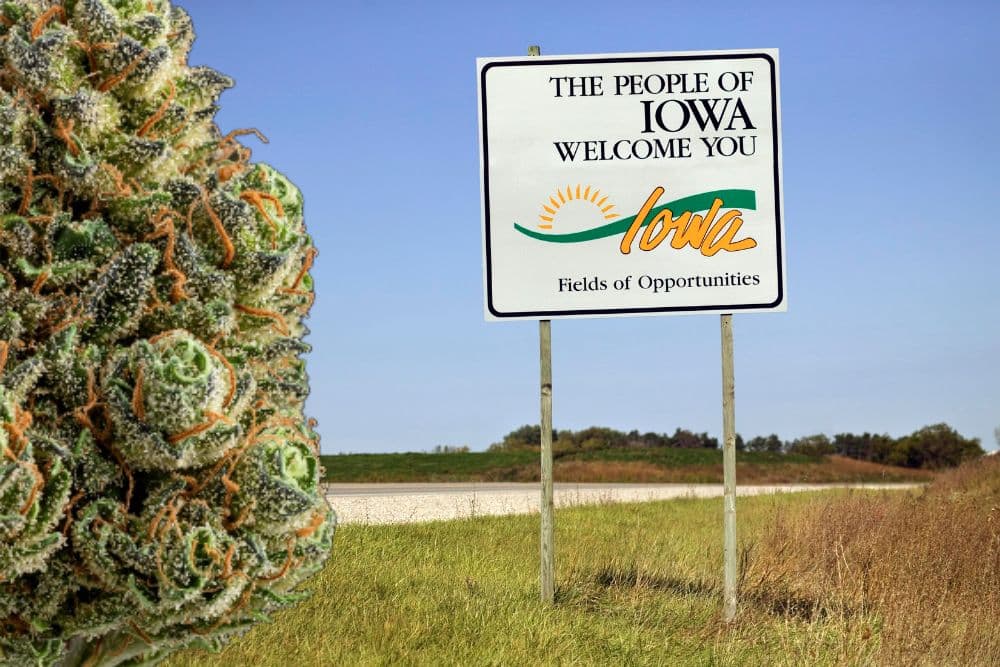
<box><xmin>488</xmin><ymin>424</ymin><xmax>558</xmax><ymax>451</ymax></box>
<box><xmin>746</xmin><ymin>434</ymin><xmax>784</xmax><ymax>453</ymax></box>
<box><xmin>995</xmin><ymin>426</ymin><xmax>1000</xmax><ymax>448</ymax></box>
<box><xmin>670</xmin><ymin>428</ymin><xmax>703</xmax><ymax>449</ymax></box>
<box><xmin>640</xmin><ymin>431</ymin><xmax>672</xmax><ymax>448</ymax></box>
<box><xmin>575</xmin><ymin>426</ymin><xmax>628</xmax><ymax>450</ymax></box>
<box><xmin>787</xmin><ymin>434</ymin><xmax>836</xmax><ymax>457</ymax></box>
<box><xmin>833</xmin><ymin>432</ymin><xmax>894</xmax><ymax>462</ymax></box>
<box><xmin>622</xmin><ymin>429</ymin><xmax>673</xmax><ymax>449</ymax></box>
<box><xmin>735</xmin><ymin>434</ymin><xmax>746</xmax><ymax>451</ymax></box>
<box><xmin>889</xmin><ymin>423</ymin><xmax>983</xmax><ymax>469</ymax></box>
<box><xmin>432</xmin><ymin>445</ymin><xmax>470</xmax><ymax>454</ymax></box>
<box><xmin>696</xmin><ymin>432</ymin><xmax>718</xmax><ymax>449</ymax></box>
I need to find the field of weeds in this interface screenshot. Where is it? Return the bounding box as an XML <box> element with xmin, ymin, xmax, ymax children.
<box><xmin>743</xmin><ymin>454</ymin><xmax>1000</xmax><ymax>664</ymax></box>
<box><xmin>320</xmin><ymin>450</ymin><xmax>932</xmax><ymax>484</ymax></box>
<box><xmin>168</xmin><ymin>457</ymin><xmax>998</xmax><ymax>666</ymax></box>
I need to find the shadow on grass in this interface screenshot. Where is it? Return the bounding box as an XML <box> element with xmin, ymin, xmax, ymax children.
<box><xmin>583</xmin><ymin>564</ymin><xmax>854</xmax><ymax>622</ymax></box>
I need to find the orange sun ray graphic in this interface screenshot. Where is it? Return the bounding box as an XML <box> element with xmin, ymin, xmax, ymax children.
<box><xmin>537</xmin><ymin>184</ymin><xmax>618</xmax><ymax>229</ymax></box>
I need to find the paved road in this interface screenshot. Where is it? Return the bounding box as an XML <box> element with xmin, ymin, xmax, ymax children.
<box><xmin>324</xmin><ymin>482</ymin><xmax>921</xmax><ymax>525</ymax></box>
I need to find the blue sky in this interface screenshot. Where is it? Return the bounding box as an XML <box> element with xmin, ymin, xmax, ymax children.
<box><xmin>181</xmin><ymin>0</ymin><xmax>999</xmax><ymax>454</ymax></box>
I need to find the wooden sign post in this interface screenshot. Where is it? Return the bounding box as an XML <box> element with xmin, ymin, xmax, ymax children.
<box><xmin>539</xmin><ymin>319</ymin><xmax>554</xmax><ymax>603</ymax></box>
<box><xmin>721</xmin><ymin>314</ymin><xmax>737</xmax><ymax>621</ymax></box>
<box><xmin>527</xmin><ymin>44</ymin><xmax>556</xmax><ymax>606</ymax></box>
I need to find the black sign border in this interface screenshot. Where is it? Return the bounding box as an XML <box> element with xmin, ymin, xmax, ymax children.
<box><xmin>480</xmin><ymin>52</ymin><xmax>784</xmax><ymax>319</ymax></box>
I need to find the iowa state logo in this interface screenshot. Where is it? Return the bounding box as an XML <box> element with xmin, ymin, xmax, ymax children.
<box><xmin>516</xmin><ymin>186</ymin><xmax>758</xmax><ymax>257</ymax></box>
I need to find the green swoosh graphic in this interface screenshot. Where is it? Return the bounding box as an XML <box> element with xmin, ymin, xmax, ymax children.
<box><xmin>514</xmin><ymin>189</ymin><xmax>757</xmax><ymax>243</ymax></box>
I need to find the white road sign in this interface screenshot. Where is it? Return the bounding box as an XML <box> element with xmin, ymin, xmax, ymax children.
<box><xmin>478</xmin><ymin>49</ymin><xmax>785</xmax><ymax>320</ymax></box>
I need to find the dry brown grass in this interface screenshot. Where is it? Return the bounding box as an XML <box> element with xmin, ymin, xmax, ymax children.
<box><xmin>744</xmin><ymin>455</ymin><xmax>1000</xmax><ymax>665</ymax></box>
<box><xmin>482</xmin><ymin>455</ymin><xmax>934</xmax><ymax>484</ymax></box>
<box><xmin>555</xmin><ymin>460</ymin><xmax>702</xmax><ymax>483</ymax></box>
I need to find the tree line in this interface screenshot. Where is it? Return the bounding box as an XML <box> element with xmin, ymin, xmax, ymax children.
<box><xmin>488</xmin><ymin>423</ymin><xmax>984</xmax><ymax>469</ymax></box>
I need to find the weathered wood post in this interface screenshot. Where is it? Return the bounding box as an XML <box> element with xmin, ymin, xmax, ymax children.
<box><xmin>539</xmin><ymin>318</ymin><xmax>554</xmax><ymax>603</ymax></box>
<box><xmin>721</xmin><ymin>313</ymin><xmax>737</xmax><ymax>621</ymax></box>
<box><xmin>528</xmin><ymin>44</ymin><xmax>555</xmax><ymax>605</ymax></box>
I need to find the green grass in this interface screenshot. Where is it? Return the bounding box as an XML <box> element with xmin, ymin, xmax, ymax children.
<box><xmin>563</xmin><ymin>447</ymin><xmax>818</xmax><ymax>466</ymax></box>
<box><xmin>319</xmin><ymin>450</ymin><xmax>539</xmax><ymax>482</ymax></box>
<box><xmin>166</xmin><ymin>491</ymin><xmax>889</xmax><ymax>666</ymax></box>
<box><xmin>319</xmin><ymin>448</ymin><xmax>928</xmax><ymax>484</ymax></box>
<box><xmin>318</xmin><ymin>449</ymin><xmax>818</xmax><ymax>483</ymax></box>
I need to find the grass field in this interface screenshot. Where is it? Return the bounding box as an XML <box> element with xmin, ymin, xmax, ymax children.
<box><xmin>165</xmin><ymin>456</ymin><xmax>999</xmax><ymax>666</ymax></box>
<box><xmin>319</xmin><ymin>449</ymin><xmax>933</xmax><ymax>484</ymax></box>
<box><xmin>166</xmin><ymin>493</ymin><xmax>839</xmax><ymax>666</ymax></box>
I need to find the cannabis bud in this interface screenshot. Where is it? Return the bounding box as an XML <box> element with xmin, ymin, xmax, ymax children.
<box><xmin>0</xmin><ymin>1</ymin><xmax>333</xmax><ymax>664</ymax></box>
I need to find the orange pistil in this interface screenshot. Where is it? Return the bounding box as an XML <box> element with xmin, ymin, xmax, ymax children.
<box><xmin>165</xmin><ymin>267</ymin><xmax>187</xmax><ymax>303</ymax></box>
<box><xmin>73</xmin><ymin>367</ymin><xmax>101</xmax><ymax>439</ymax></box>
<box><xmin>19</xmin><ymin>461</ymin><xmax>44</xmax><ymax>515</ymax></box>
<box><xmin>224</xmin><ymin>502</ymin><xmax>253</xmax><ymax>531</ymax></box>
<box><xmin>211</xmin><ymin>128</ymin><xmax>266</xmax><ymax>179</ymax></box>
<box><xmin>30</xmin><ymin>6</ymin><xmax>65</xmax><ymax>41</ymax></box>
<box><xmin>290</xmin><ymin>246</ymin><xmax>317</xmax><ymax>289</ymax></box>
<box><xmin>30</xmin><ymin>270</ymin><xmax>48</xmax><ymax>294</ymax></box>
<box><xmin>239</xmin><ymin>190</ymin><xmax>285</xmax><ymax>249</ymax></box>
<box><xmin>18</xmin><ymin>168</ymin><xmax>61</xmax><ymax>216</ymax></box>
<box><xmin>131</xmin><ymin>367</ymin><xmax>145</xmax><ymax>420</ymax></box>
<box><xmin>203</xmin><ymin>344</ymin><xmax>237</xmax><ymax>408</ymax></box>
<box><xmin>52</xmin><ymin>116</ymin><xmax>80</xmax><ymax>156</ymax></box>
<box><xmin>3</xmin><ymin>406</ymin><xmax>33</xmax><ymax>458</ymax></box>
<box><xmin>61</xmin><ymin>490</ymin><xmax>85</xmax><ymax>535</ymax></box>
<box><xmin>220</xmin><ymin>468</ymin><xmax>240</xmax><ymax>521</ymax></box>
<box><xmin>146</xmin><ymin>500</ymin><xmax>172</xmax><ymax>541</ymax></box>
<box><xmin>220</xmin><ymin>127</ymin><xmax>268</xmax><ymax>146</ymax></box>
<box><xmin>145</xmin><ymin>208</ymin><xmax>189</xmax><ymax>303</ymax></box>
<box><xmin>257</xmin><ymin>541</ymin><xmax>295</xmax><ymax>582</ymax></box>
<box><xmin>188</xmin><ymin>531</ymin><xmax>222</xmax><ymax>574</ymax></box>
<box><xmin>127</xmin><ymin>620</ymin><xmax>152</xmax><ymax>646</ymax></box>
<box><xmin>203</xmin><ymin>411</ymin><xmax>234</xmax><ymax>425</ymax></box>
<box><xmin>191</xmin><ymin>580</ymin><xmax>254</xmax><ymax>635</ymax></box>
<box><xmin>99</xmin><ymin>162</ymin><xmax>131</xmax><ymax>197</ymax></box>
<box><xmin>126</xmin><ymin>178</ymin><xmax>146</xmax><ymax>196</ymax></box>
<box><xmin>184</xmin><ymin>198</ymin><xmax>197</xmax><ymax>239</ymax></box>
<box><xmin>51</xmin><ymin>314</ymin><xmax>85</xmax><ymax>335</ymax></box>
<box><xmin>221</xmin><ymin>543</ymin><xmax>237</xmax><ymax>578</ymax></box>
<box><xmin>167</xmin><ymin>410</ymin><xmax>232</xmax><ymax>445</ymax></box>
<box><xmin>233</xmin><ymin>304</ymin><xmax>290</xmax><ymax>336</ymax></box>
<box><xmin>183</xmin><ymin>452</ymin><xmax>235</xmax><ymax>498</ymax></box>
<box><xmin>197</xmin><ymin>192</ymin><xmax>235</xmax><ymax>267</ymax></box>
<box><xmin>148</xmin><ymin>329</ymin><xmax>183</xmax><ymax>345</ymax></box>
<box><xmin>98</xmin><ymin>49</ymin><xmax>150</xmax><ymax>92</ymax></box>
<box><xmin>137</xmin><ymin>81</ymin><xmax>176</xmax><ymax>138</ymax></box>
<box><xmin>0</xmin><ymin>340</ymin><xmax>9</xmax><ymax>374</ymax></box>
<box><xmin>295</xmin><ymin>509</ymin><xmax>327</xmax><ymax>538</ymax></box>
<box><xmin>167</xmin><ymin>420</ymin><xmax>214</xmax><ymax>444</ymax></box>
<box><xmin>72</xmin><ymin>40</ymin><xmax>115</xmax><ymax>75</ymax></box>
<box><xmin>216</xmin><ymin>163</ymin><xmax>244</xmax><ymax>183</ymax></box>
<box><xmin>277</xmin><ymin>286</ymin><xmax>315</xmax><ymax>313</ymax></box>
<box><xmin>221</xmin><ymin>473</ymin><xmax>239</xmax><ymax>494</ymax></box>
<box><xmin>81</xmin><ymin>638</ymin><xmax>103</xmax><ymax>667</ymax></box>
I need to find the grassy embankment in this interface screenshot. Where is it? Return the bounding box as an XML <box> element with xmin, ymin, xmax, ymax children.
<box><xmin>167</xmin><ymin>456</ymin><xmax>1000</xmax><ymax>665</ymax></box>
<box><xmin>320</xmin><ymin>449</ymin><xmax>933</xmax><ymax>484</ymax></box>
